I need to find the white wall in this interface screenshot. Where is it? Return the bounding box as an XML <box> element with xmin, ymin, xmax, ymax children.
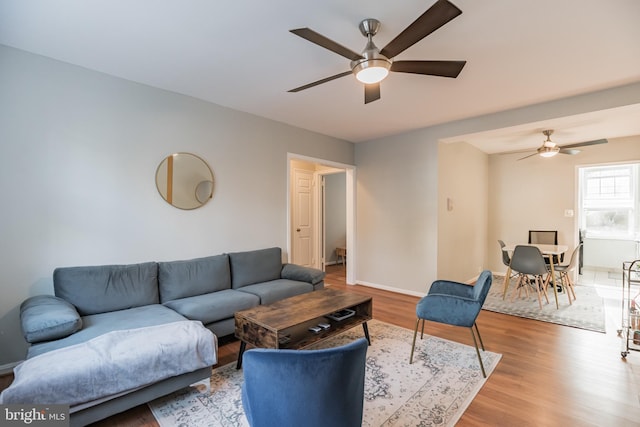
<box><xmin>0</xmin><ymin>45</ymin><xmax>354</xmax><ymax>365</ymax></box>
<box><xmin>488</xmin><ymin>136</ymin><xmax>640</xmax><ymax>273</ymax></box>
<box><xmin>583</xmin><ymin>238</ymin><xmax>639</xmax><ymax>270</ymax></box>
<box><xmin>438</xmin><ymin>142</ymin><xmax>489</xmax><ymax>282</ymax></box>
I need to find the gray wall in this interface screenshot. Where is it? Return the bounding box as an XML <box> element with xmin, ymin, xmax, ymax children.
<box><xmin>355</xmin><ymin>131</ymin><xmax>439</xmax><ymax>294</ymax></box>
<box><xmin>355</xmin><ymin>82</ymin><xmax>640</xmax><ymax>295</ymax></box>
<box><xmin>0</xmin><ymin>45</ymin><xmax>354</xmax><ymax>366</ymax></box>
<box><xmin>3</xmin><ymin>40</ymin><xmax>640</xmax><ymax>366</ymax></box>
<box><xmin>324</xmin><ymin>172</ymin><xmax>346</xmax><ymax>264</ymax></box>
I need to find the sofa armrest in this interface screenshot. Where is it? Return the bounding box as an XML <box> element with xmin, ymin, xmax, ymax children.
<box><xmin>20</xmin><ymin>295</ymin><xmax>83</xmax><ymax>344</ymax></box>
<box><xmin>281</xmin><ymin>264</ymin><xmax>326</xmax><ymax>285</ymax></box>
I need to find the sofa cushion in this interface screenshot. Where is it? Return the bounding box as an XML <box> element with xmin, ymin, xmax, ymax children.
<box><xmin>281</xmin><ymin>263</ymin><xmax>326</xmax><ymax>285</ymax></box>
<box><xmin>27</xmin><ymin>304</ymin><xmax>187</xmax><ymax>358</ymax></box>
<box><xmin>229</xmin><ymin>247</ymin><xmax>282</xmax><ymax>289</ymax></box>
<box><xmin>53</xmin><ymin>262</ymin><xmax>159</xmax><ymax>316</ymax></box>
<box><xmin>163</xmin><ymin>289</ymin><xmax>260</xmax><ymax>325</ymax></box>
<box><xmin>158</xmin><ymin>254</ymin><xmax>231</xmax><ymax>303</ymax></box>
<box><xmin>5</xmin><ymin>321</ymin><xmax>217</xmax><ymax>407</ymax></box>
<box><xmin>20</xmin><ymin>295</ymin><xmax>83</xmax><ymax>344</ymax></box>
<box><xmin>237</xmin><ymin>279</ymin><xmax>314</xmax><ymax>305</ymax></box>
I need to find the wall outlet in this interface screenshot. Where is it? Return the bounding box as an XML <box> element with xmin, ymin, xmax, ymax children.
<box><xmin>564</xmin><ymin>209</ymin><xmax>574</xmax><ymax>217</ymax></box>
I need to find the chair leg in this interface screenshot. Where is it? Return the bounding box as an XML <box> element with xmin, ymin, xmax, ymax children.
<box><xmin>519</xmin><ymin>275</ymin><xmax>528</xmax><ymax>298</ymax></box>
<box><xmin>502</xmin><ymin>272</ymin><xmax>510</xmax><ymax>300</ymax></box>
<box><xmin>568</xmin><ymin>272</ymin><xmax>577</xmax><ymax>301</ymax></box>
<box><xmin>420</xmin><ymin>318</ymin><xmax>425</xmax><ymax>339</ymax></box>
<box><xmin>563</xmin><ymin>271</ymin><xmax>577</xmax><ymax>303</ymax></box>
<box><xmin>410</xmin><ymin>318</ymin><xmax>421</xmax><ymax>364</ymax></box>
<box><xmin>544</xmin><ymin>272</ymin><xmax>558</xmax><ymax>309</ymax></box>
<box><xmin>510</xmin><ymin>274</ymin><xmax>523</xmax><ymax>301</ymax></box>
<box><xmin>534</xmin><ymin>275</ymin><xmax>543</xmax><ymax>309</ymax></box>
<box><xmin>470</xmin><ymin>327</ymin><xmax>487</xmax><ymax>378</ymax></box>
<box><xmin>561</xmin><ymin>272</ymin><xmax>572</xmax><ymax>305</ymax></box>
<box><xmin>540</xmin><ymin>274</ymin><xmax>550</xmax><ymax>303</ymax></box>
<box><xmin>524</xmin><ymin>275</ymin><xmax>531</xmax><ymax>298</ymax></box>
<box><xmin>474</xmin><ymin>322</ymin><xmax>485</xmax><ymax>351</ymax></box>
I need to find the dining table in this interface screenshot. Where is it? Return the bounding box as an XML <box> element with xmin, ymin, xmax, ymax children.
<box><xmin>501</xmin><ymin>243</ymin><xmax>569</xmax><ymax>309</ymax></box>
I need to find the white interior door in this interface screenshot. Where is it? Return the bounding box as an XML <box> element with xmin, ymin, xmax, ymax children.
<box><xmin>292</xmin><ymin>168</ymin><xmax>314</xmax><ymax>267</ymax></box>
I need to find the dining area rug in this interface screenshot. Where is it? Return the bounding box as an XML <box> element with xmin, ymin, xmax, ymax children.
<box><xmin>148</xmin><ymin>319</ymin><xmax>502</xmax><ymax>427</ymax></box>
<box><xmin>483</xmin><ymin>274</ymin><xmax>606</xmax><ymax>333</ymax></box>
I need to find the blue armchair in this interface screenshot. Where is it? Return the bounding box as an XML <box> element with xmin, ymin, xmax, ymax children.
<box><xmin>241</xmin><ymin>338</ymin><xmax>368</xmax><ymax>427</ymax></box>
<box><xmin>409</xmin><ymin>270</ymin><xmax>492</xmax><ymax>377</ymax></box>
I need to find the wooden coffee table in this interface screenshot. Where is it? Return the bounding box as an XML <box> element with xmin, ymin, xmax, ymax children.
<box><xmin>234</xmin><ymin>288</ymin><xmax>372</xmax><ymax>368</ymax></box>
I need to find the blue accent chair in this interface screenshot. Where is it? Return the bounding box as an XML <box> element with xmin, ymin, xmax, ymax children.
<box><xmin>241</xmin><ymin>338</ymin><xmax>368</xmax><ymax>427</ymax></box>
<box><xmin>409</xmin><ymin>270</ymin><xmax>493</xmax><ymax>377</ymax></box>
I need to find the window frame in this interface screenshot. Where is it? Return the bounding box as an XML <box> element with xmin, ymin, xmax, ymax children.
<box><xmin>579</xmin><ymin>163</ymin><xmax>639</xmax><ymax>239</ymax></box>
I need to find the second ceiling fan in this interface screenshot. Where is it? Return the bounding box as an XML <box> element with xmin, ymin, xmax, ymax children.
<box><xmin>518</xmin><ymin>130</ymin><xmax>608</xmax><ymax>160</ymax></box>
<box><xmin>288</xmin><ymin>0</ymin><xmax>467</xmax><ymax>104</ymax></box>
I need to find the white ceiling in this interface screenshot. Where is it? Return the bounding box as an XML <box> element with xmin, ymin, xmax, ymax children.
<box><xmin>1</xmin><ymin>0</ymin><xmax>640</xmax><ymax>152</ymax></box>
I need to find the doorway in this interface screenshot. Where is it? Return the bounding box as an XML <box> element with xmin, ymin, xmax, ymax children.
<box><xmin>323</xmin><ymin>172</ymin><xmax>347</xmax><ymax>268</ymax></box>
<box><xmin>287</xmin><ymin>154</ymin><xmax>356</xmax><ymax>285</ymax></box>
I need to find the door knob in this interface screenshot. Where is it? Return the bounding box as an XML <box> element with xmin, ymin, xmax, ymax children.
<box><xmin>296</xmin><ymin>228</ymin><xmax>301</xmax><ymax>232</ymax></box>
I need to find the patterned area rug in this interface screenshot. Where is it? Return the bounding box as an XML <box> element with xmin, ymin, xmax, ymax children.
<box><xmin>483</xmin><ymin>275</ymin><xmax>606</xmax><ymax>333</ymax></box>
<box><xmin>148</xmin><ymin>319</ymin><xmax>501</xmax><ymax>427</ymax></box>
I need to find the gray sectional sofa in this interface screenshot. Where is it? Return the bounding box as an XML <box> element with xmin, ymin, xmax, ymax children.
<box><xmin>1</xmin><ymin>247</ymin><xmax>325</xmax><ymax>426</ymax></box>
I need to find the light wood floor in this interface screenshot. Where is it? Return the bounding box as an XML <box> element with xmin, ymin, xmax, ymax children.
<box><xmin>2</xmin><ymin>266</ymin><xmax>639</xmax><ymax>426</ymax></box>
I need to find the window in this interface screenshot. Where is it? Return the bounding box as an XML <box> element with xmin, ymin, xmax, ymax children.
<box><xmin>579</xmin><ymin>164</ymin><xmax>640</xmax><ymax>238</ymax></box>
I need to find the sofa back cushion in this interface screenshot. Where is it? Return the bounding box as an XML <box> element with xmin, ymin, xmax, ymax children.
<box><xmin>229</xmin><ymin>247</ymin><xmax>282</xmax><ymax>289</ymax></box>
<box><xmin>53</xmin><ymin>262</ymin><xmax>159</xmax><ymax>315</ymax></box>
<box><xmin>20</xmin><ymin>295</ymin><xmax>83</xmax><ymax>343</ymax></box>
<box><xmin>158</xmin><ymin>254</ymin><xmax>231</xmax><ymax>302</ymax></box>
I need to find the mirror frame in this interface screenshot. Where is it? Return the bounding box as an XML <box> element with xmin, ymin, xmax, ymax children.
<box><xmin>155</xmin><ymin>152</ymin><xmax>215</xmax><ymax>210</ymax></box>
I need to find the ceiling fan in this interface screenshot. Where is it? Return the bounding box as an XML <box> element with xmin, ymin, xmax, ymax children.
<box><xmin>288</xmin><ymin>0</ymin><xmax>467</xmax><ymax>104</ymax></box>
<box><xmin>518</xmin><ymin>130</ymin><xmax>608</xmax><ymax>160</ymax></box>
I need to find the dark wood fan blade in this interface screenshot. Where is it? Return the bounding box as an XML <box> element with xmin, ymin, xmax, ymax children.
<box><xmin>380</xmin><ymin>0</ymin><xmax>462</xmax><ymax>59</ymax></box>
<box><xmin>288</xmin><ymin>71</ymin><xmax>352</xmax><ymax>93</ymax></box>
<box><xmin>391</xmin><ymin>60</ymin><xmax>466</xmax><ymax>77</ymax></box>
<box><xmin>364</xmin><ymin>83</ymin><xmax>381</xmax><ymax>104</ymax></box>
<box><xmin>517</xmin><ymin>152</ymin><xmax>539</xmax><ymax>161</ymax></box>
<box><xmin>558</xmin><ymin>138</ymin><xmax>608</xmax><ymax>149</ymax></box>
<box><xmin>559</xmin><ymin>148</ymin><xmax>580</xmax><ymax>155</ymax></box>
<box><xmin>290</xmin><ymin>28</ymin><xmax>363</xmax><ymax>61</ymax></box>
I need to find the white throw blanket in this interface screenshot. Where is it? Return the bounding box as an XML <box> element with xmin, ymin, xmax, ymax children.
<box><xmin>0</xmin><ymin>321</ymin><xmax>217</xmax><ymax>406</ymax></box>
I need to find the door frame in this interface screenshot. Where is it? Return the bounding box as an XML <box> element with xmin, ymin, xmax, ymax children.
<box><xmin>287</xmin><ymin>153</ymin><xmax>357</xmax><ymax>285</ymax></box>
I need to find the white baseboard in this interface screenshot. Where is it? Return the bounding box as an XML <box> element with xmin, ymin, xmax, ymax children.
<box><xmin>0</xmin><ymin>361</ymin><xmax>21</xmax><ymax>375</ymax></box>
<box><xmin>583</xmin><ymin>265</ymin><xmax>621</xmax><ymax>273</ymax></box>
<box><xmin>354</xmin><ymin>280</ymin><xmax>426</xmax><ymax>298</ymax></box>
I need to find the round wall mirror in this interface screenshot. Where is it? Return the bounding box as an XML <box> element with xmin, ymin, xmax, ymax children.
<box><xmin>155</xmin><ymin>153</ymin><xmax>214</xmax><ymax>210</ymax></box>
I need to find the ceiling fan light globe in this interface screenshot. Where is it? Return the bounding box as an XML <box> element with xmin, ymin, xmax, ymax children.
<box><xmin>356</xmin><ymin>67</ymin><xmax>389</xmax><ymax>84</ymax></box>
<box><xmin>352</xmin><ymin>58</ymin><xmax>391</xmax><ymax>84</ymax></box>
<box><xmin>538</xmin><ymin>146</ymin><xmax>560</xmax><ymax>158</ymax></box>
